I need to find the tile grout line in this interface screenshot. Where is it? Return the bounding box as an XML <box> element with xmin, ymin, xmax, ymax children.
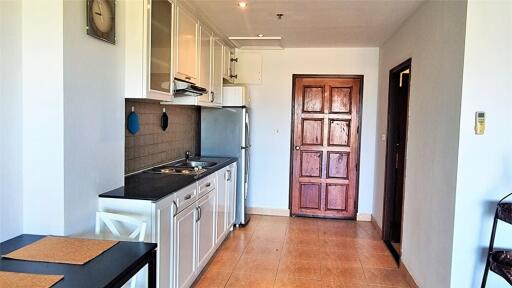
<box><xmin>223</xmin><ymin>227</ymin><xmax>255</xmax><ymax>288</ymax></box>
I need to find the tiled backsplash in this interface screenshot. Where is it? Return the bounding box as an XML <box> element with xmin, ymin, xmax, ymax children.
<box><xmin>125</xmin><ymin>100</ymin><xmax>200</xmax><ymax>174</ymax></box>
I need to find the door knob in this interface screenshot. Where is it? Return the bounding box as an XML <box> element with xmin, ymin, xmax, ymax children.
<box><xmin>294</xmin><ymin>146</ymin><xmax>300</xmax><ymax>150</ymax></box>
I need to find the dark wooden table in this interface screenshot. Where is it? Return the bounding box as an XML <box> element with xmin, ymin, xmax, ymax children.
<box><xmin>0</xmin><ymin>234</ymin><xmax>157</xmax><ymax>288</ymax></box>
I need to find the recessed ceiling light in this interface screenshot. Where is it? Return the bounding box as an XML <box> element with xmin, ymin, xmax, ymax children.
<box><xmin>257</xmin><ymin>34</ymin><xmax>264</xmax><ymax>37</ymax></box>
<box><xmin>238</xmin><ymin>2</ymin><xmax>247</xmax><ymax>8</ymax></box>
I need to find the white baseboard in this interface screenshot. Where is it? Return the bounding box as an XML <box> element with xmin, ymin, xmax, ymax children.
<box><xmin>247</xmin><ymin>208</ymin><xmax>371</xmax><ymax>220</ymax></box>
<box><xmin>247</xmin><ymin>207</ymin><xmax>290</xmax><ymax>217</ymax></box>
<box><xmin>356</xmin><ymin>213</ymin><xmax>372</xmax><ymax>221</ymax></box>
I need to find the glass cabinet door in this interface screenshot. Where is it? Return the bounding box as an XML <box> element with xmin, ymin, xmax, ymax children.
<box><xmin>150</xmin><ymin>0</ymin><xmax>173</xmax><ymax>93</ymax></box>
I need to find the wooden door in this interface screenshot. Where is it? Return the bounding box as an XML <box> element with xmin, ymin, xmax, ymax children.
<box><xmin>291</xmin><ymin>76</ymin><xmax>362</xmax><ymax>219</ymax></box>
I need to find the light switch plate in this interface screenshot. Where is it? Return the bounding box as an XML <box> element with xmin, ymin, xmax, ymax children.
<box><xmin>475</xmin><ymin>111</ymin><xmax>485</xmax><ymax>135</ymax></box>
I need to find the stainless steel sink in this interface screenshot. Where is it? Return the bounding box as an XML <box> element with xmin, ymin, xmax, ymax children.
<box><xmin>173</xmin><ymin>161</ymin><xmax>217</xmax><ymax>168</ymax></box>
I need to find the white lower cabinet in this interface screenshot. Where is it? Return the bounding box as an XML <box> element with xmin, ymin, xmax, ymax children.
<box><xmin>173</xmin><ymin>203</ymin><xmax>197</xmax><ymax>288</ymax></box>
<box><xmin>196</xmin><ymin>191</ymin><xmax>216</xmax><ymax>271</ymax></box>
<box><xmin>227</xmin><ymin>163</ymin><xmax>237</xmax><ymax>228</ymax></box>
<box><xmin>98</xmin><ymin>164</ymin><xmax>237</xmax><ymax>288</ymax></box>
<box><xmin>216</xmin><ymin>163</ymin><xmax>237</xmax><ymax>244</ymax></box>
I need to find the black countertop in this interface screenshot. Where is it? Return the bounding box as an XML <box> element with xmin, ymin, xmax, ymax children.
<box><xmin>99</xmin><ymin>157</ymin><xmax>237</xmax><ymax>202</ymax></box>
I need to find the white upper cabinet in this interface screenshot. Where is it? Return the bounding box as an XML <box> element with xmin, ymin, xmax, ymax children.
<box><xmin>223</xmin><ymin>46</ymin><xmax>237</xmax><ymax>83</ymax></box>
<box><xmin>197</xmin><ymin>25</ymin><xmax>213</xmax><ymax>105</ymax></box>
<box><xmin>124</xmin><ymin>0</ymin><xmax>174</xmax><ymax>101</ymax></box>
<box><xmin>150</xmin><ymin>0</ymin><xmax>174</xmax><ymax>94</ymax></box>
<box><xmin>223</xmin><ymin>45</ymin><xmax>230</xmax><ymax>80</ymax></box>
<box><xmin>211</xmin><ymin>39</ymin><xmax>224</xmax><ymax>106</ymax></box>
<box><xmin>176</xmin><ymin>6</ymin><xmax>198</xmax><ymax>84</ymax></box>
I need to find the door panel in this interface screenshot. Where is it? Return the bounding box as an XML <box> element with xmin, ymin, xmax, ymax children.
<box><xmin>300</xmin><ymin>183</ymin><xmax>321</xmax><ymax>210</ymax></box>
<box><xmin>300</xmin><ymin>151</ymin><xmax>322</xmax><ymax>177</ymax></box>
<box><xmin>291</xmin><ymin>76</ymin><xmax>361</xmax><ymax>218</ymax></box>
<box><xmin>197</xmin><ymin>192</ymin><xmax>216</xmax><ymax>271</ymax></box>
<box><xmin>174</xmin><ymin>204</ymin><xmax>196</xmax><ymax>288</ymax></box>
<box><xmin>330</xmin><ymin>87</ymin><xmax>352</xmax><ymax>113</ymax></box>
<box><xmin>303</xmin><ymin>87</ymin><xmax>324</xmax><ymax>112</ymax></box>
<box><xmin>216</xmin><ymin>169</ymin><xmax>227</xmax><ymax>243</ymax></box>
<box><xmin>301</xmin><ymin>119</ymin><xmax>323</xmax><ymax>145</ymax></box>
<box><xmin>328</xmin><ymin>120</ymin><xmax>350</xmax><ymax>146</ymax></box>
<box><xmin>327</xmin><ymin>152</ymin><xmax>349</xmax><ymax>179</ymax></box>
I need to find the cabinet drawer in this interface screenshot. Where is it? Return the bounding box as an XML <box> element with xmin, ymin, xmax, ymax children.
<box><xmin>198</xmin><ymin>175</ymin><xmax>216</xmax><ymax>198</ymax></box>
<box><xmin>175</xmin><ymin>184</ymin><xmax>197</xmax><ymax>213</ymax></box>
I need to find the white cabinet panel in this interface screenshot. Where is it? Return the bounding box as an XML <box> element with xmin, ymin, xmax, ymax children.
<box><xmin>223</xmin><ymin>45</ymin><xmax>230</xmax><ymax>80</ymax></box>
<box><xmin>216</xmin><ymin>168</ymin><xmax>228</xmax><ymax>243</ymax></box>
<box><xmin>227</xmin><ymin>163</ymin><xmax>237</xmax><ymax>227</ymax></box>
<box><xmin>211</xmin><ymin>39</ymin><xmax>223</xmax><ymax>106</ymax></box>
<box><xmin>174</xmin><ymin>204</ymin><xmax>196</xmax><ymax>288</ymax></box>
<box><xmin>176</xmin><ymin>6</ymin><xmax>198</xmax><ymax>83</ymax></box>
<box><xmin>198</xmin><ymin>25</ymin><xmax>212</xmax><ymax>104</ymax></box>
<box><xmin>236</xmin><ymin>52</ymin><xmax>262</xmax><ymax>84</ymax></box>
<box><xmin>124</xmin><ymin>0</ymin><xmax>174</xmax><ymax>101</ymax></box>
<box><xmin>196</xmin><ymin>191</ymin><xmax>216</xmax><ymax>271</ymax></box>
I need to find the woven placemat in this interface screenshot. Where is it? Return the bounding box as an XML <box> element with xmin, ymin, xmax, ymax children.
<box><xmin>2</xmin><ymin>236</ymin><xmax>118</xmax><ymax>265</ymax></box>
<box><xmin>0</xmin><ymin>271</ymin><xmax>63</xmax><ymax>288</ymax></box>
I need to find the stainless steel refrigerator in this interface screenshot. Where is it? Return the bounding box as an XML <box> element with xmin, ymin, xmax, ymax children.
<box><xmin>201</xmin><ymin>107</ymin><xmax>250</xmax><ymax>226</ymax></box>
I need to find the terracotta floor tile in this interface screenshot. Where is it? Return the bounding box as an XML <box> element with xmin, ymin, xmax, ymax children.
<box><xmin>363</xmin><ymin>268</ymin><xmax>410</xmax><ymax>287</ymax></box>
<box><xmin>321</xmin><ymin>266</ymin><xmax>366</xmax><ymax>283</ymax></box>
<box><xmin>322</xmin><ymin>253</ymin><xmax>362</xmax><ymax>268</ymax></box>
<box><xmin>274</xmin><ymin>275</ymin><xmax>324</xmax><ymax>288</ymax></box>
<box><xmin>237</xmin><ymin>254</ymin><xmax>280</xmax><ymax>274</ymax></box>
<box><xmin>195</xmin><ymin>215</ymin><xmax>408</xmax><ymax>288</ymax></box>
<box><xmin>359</xmin><ymin>253</ymin><xmax>398</xmax><ymax>269</ymax></box>
<box><xmin>193</xmin><ymin>269</ymin><xmax>231</xmax><ymax>288</ymax></box>
<box><xmin>206</xmin><ymin>251</ymin><xmax>241</xmax><ymax>272</ymax></box>
<box><xmin>225</xmin><ymin>271</ymin><xmax>276</xmax><ymax>288</ymax></box>
<box><xmin>281</xmin><ymin>246</ymin><xmax>324</xmax><ymax>262</ymax></box>
<box><xmin>278</xmin><ymin>259</ymin><xmax>322</xmax><ymax>280</ymax></box>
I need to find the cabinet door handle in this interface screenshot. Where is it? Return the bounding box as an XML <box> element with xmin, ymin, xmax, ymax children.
<box><xmin>226</xmin><ymin>170</ymin><xmax>232</xmax><ymax>181</ymax></box>
<box><xmin>210</xmin><ymin>91</ymin><xmax>215</xmax><ymax>103</ymax></box>
<box><xmin>172</xmin><ymin>200</ymin><xmax>178</xmax><ymax>217</ymax></box>
<box><xmin>184</xmin><ymin>194</ymin><xmax>192</xmax><ymax>200</ymax></box>
<box><xmin>205</xmin><ymin>182</ymin><xmax>211</xmax><ymax>188</ymax></box>
<box><xmin>196</xmin><ymin>206</ymin><xmax>201</xmax><ymax>222</ymax></box>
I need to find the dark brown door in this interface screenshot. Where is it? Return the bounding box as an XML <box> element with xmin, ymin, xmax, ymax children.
<box><xmin>290</xmin><ymin>76</ymin><xmax>362</xmax><ymax>219</ymax></box>
<box><xmin>382</xmin><ymin>59</ymin><xmax>411</xmax><ymax>260</ymax></box>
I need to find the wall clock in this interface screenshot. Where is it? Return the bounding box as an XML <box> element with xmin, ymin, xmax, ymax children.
<box><xmin>86</xmin><ymin>0</ymin><xmax>115</xmax><ymax>44</ymax></box>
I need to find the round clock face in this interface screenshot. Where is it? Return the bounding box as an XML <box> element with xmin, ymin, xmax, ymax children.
<box><xmin>91</xmin><ymin>0</ymin><xmax>113</xmax><ymax>34</ymax></box>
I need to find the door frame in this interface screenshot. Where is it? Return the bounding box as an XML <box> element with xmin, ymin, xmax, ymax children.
<box><xmin>288</xmin><ymin>74</ymin><xmax>364</xmax><ymax>219</ymax></box>
<box><xmin>382</xmin><ymin>59</ymin><xmax>412</xmax><ymax>251</ymax></box>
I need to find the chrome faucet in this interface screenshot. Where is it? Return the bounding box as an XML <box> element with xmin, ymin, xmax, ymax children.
<box><xmin>185</xmin><ymin>151</ymin><xmax>191</xmax><ymax>161</ymax></box>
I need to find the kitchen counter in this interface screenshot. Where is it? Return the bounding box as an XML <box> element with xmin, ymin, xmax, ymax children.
<box><xmin>99</xmin><ymin>157</ymin><xmax>237</xmax><ymax>202</ymax></box>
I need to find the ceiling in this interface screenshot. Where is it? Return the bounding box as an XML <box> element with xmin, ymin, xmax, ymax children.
<box><xmin>186</xmin><ymin>0</ymin><xmax>425</xmax><ymax>48</ymax></box>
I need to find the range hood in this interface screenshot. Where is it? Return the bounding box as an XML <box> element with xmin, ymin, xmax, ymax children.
<box><xmin>174</xmin><ymin>79</ymin><xmax>207</xmax><ymax>97</ymax></box>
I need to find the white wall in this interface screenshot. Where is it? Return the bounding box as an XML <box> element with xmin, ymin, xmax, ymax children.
<box><xmin>374</xmin><ymin>1</ymin><xmax>467</xmax><ymax>287</ymax></box>
<box><xmin>0</xmin><ymin>0</ymin><xmax>125</xmax><ymax>238</ymax></box>
<box><xmin>451</xmin><ymin>1</ymin><xmax>512</xmax><ymax>287</ymax></box>
<box><xmin>63</xmin><ymin>0</ymin><xmax>125</xmax><ymax>235</ymax></box>
<box><xmin>238</xmin><ymin>48</ymin><xmax>379</xmax><ymax>217</ymax></box>
<box><xmin>21</xmin><ymin>0</ymin><xmax>66</xmax><ymax>235</ymax></box>
<box><xmin>0</xmin><ymin>0</ymin><xmax>23</xmax><ymax>242</ymax></box>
